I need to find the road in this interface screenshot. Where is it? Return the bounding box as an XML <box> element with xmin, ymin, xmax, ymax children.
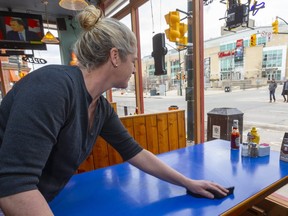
<box><xmin>112</xmin><ymin>86</ymin><xmax>288</xmax><ymax>151</ymax></box>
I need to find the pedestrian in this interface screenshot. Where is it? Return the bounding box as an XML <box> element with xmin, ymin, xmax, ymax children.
<box><xmin>0</xmin><ymin>5</ymin><xmax>228</xmax><ymax>215</ymax></box>
<box><xmin>268</xmin><ymin>78</ymin><xmax>277</xmax><ymax>102</ymax></box>
<box><xmin>281</xmin><ymin>79</ymin><xmax>288</xmax><ymax>102</ymax></box>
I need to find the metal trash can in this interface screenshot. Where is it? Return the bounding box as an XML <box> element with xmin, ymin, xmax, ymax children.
<box><xmin>168</xmin><ymin>105</ymin><xmax>179</xmax><ymax>111</ymax></box>
<box><xmin>224</xmin><ymin>86</ymin><xmax>231</xmax><ymax>92</ymax></box>
<box><xmin>207</xmin><ymin>107</ymin><xmax>243</xmax><ymax>142</ymax></box>
<box><xmin>150</xmin><ymin>89</ymin><xmax>157</xmax><ymax>96</ymax></box>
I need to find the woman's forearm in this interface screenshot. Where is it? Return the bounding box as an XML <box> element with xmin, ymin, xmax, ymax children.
<box><xmin>128</xmin><ymin>149</ymin><xmax>229</xmax><ymax>198</ymax></box>
<box><xmin>128</xmin><ymin>149</ymin><xmax>191</xmax><ymax>187</ymax></box>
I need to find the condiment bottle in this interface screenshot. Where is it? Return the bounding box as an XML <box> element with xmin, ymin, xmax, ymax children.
<box><xmin>247</xmin><ymin>132</ymin><xmax>252</xmax><ymax>143</ymax></box>
<box><xmin>250</xmin><ymin>143</ymin><xmax>259</xmax><ymax>157</ymax></box>
<box><xmin>134</xmin><ymin>107</ymin><xmax>139</xmax><ymax>115</ymax></box>
<box><xmin>231</xmin><ymin>120</ymin><xmax>240</xmax><ymax>149</ymax></box>
<box><xmin>250</xmin><ymin>127</ymin><xmax>260</xmax><ymax>144</ymax></box>
<box><xmin>241</xmin><ymin>143</ymin><xmax>249</xmax><ymax>157</ymax></box>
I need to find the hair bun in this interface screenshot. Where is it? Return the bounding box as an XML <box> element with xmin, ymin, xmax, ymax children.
<box><xmin>77</xmin><ymin>5</ymin><xmax>103</xmax><ymax>31</ymax></box>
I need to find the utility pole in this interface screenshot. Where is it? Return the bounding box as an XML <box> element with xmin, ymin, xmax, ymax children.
<box><xmin>186</xmin><ymin>0</ymin><xmax>194</xmax><ymax>141</ymax></box>
<box><xmin>178</xmin><ymin>49</ymin><xmax>182</xmax><ymax>96</ymax></box>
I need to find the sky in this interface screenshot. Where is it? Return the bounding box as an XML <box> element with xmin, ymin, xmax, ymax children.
<box><xmin>133</xmin><ymin>0</ymin><xmax>288</xmax><ymax>57</ymax></box>
<box><xmin>30</xmin><ymin>0</ymin><xmax>288</xmax><ymax>67</ymax></box>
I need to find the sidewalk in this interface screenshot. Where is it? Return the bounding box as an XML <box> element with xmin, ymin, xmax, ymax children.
<box><xmin>113</xmin><ymin>87</ymin><xmax>285</xmax><ymax>151</ymax></box>
<box><xmin>113</xmin><ymin>86</ymin><xmax>263</xmax><ymax>98</ymax></box>
<box><xmin>113</xmin><ymin>88</ymin><xmax>225</xmax><ymax>98</ymax></box>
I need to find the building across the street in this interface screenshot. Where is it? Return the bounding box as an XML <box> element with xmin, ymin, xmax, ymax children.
<box><xmin>141</xmin><ymin>20</ymin><xmax>288</xmax><ymax>92</ymax></box>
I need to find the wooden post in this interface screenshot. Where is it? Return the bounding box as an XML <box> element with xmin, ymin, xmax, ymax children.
<box><xmin>192</xmin><ymin>0</ymin><xmax>205</xmax><ymax>143</ymax></box>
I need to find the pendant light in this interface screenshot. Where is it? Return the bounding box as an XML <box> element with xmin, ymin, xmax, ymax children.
<box><xmin>41</xmin><ymin>0</ymin><xmax>59</xmax><ymax>44</ymax></box>
<box><xmin>59</xmin><ymin>0</ymin><xmax>88</xmax><ymax>11</ymax></box>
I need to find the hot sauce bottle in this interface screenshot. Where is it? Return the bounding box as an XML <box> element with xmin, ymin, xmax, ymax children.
<box><xmin>231</xmin><ymin>120</ymin><xmax>240</xmax><ymax>149</ymax></box>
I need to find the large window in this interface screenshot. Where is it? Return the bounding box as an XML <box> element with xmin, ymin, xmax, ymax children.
<box><xmin>220</xmin><ymin>42</ymin><xmax>236</xmax><ymax>52</ymax></box>
<box><xmin>262</xmin><ymin>49</ymin><xmax>283</xmax><ymax>80</ymax></box>
<box><xmin>243</xmin><ymin>39</ymin><xmax>249</xmax><ymax>47</ymax></box>
<box><xmin>263</xmin><ymin>50</ymin><xmax>282</xmax><ymax>68</ymax></box>
<box><xmin>257</xmin><ymin>36</ymin><xmax>267</xmax><ymax>45</ymax></box>
<box><xmin>170</xmin><ymin>59</ymin><xmax>180</xmax><ymax>75</ymax></box>
<box><xmin>220</xmin><ymin>57</ymin><xmax>234</xmax><ymax>72</ymax></box>
<box><xmin>148</xmin><ymin>64</ymin><xmax>155</xmax><ymax>76</ymax></box>
<box><xmin>28</xmin><ymin>27</ymin><xmax>61</xmax><ymax>71</ymax></box>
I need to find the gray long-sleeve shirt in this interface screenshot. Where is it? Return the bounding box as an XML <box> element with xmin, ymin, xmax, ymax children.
<box><xmin>269</xmin><ymin>81</ymin><xmax>277</xmax><ymax>91</ymax></box>
<box><xmin>0</xmin><ymin>65</ymin><xmax>142</xmax><ymax>202</ymax></box>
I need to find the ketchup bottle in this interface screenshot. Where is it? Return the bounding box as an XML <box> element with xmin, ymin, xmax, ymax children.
<box><xmin>231</xmin><ymin>120</ymin><xmax>240</xmax><ymax>149</ymax></box>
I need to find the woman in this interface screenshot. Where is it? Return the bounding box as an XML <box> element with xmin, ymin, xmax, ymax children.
<box><xmin>0</xmin><ymin>5</ymin><xmax>228</xmax><ymax>215</ymax></box>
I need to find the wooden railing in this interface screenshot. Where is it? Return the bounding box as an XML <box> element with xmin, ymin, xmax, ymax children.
<box><xmin>77</xmin><ymin>109</ymin><xmax>186</xmax><ymax>173</ymax></box>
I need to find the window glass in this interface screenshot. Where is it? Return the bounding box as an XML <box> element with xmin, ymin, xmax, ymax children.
<box><xmin>28</xmin><ymin>27</ymin><xmax>61</xmax><ymax>71</ymax></box>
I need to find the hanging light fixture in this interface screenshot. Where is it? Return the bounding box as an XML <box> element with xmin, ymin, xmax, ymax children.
<box><xmin>59</xmin><ymin>0</ymin><xmax>88</xmax><ymax>11</ymax></box>
<box><xmin>41</xmin><ymin>0</ymin><xmax>59</xmax><ymax>44</ymax></box>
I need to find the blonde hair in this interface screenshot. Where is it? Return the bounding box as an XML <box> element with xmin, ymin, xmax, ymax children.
<box><xmin>74</xmin><ymin>5</ymin><xmax>137</xmax><ymax>70</ymax></box>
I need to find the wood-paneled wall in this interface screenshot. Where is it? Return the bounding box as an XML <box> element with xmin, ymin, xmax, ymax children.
<box><xmin>77</xmin><ymin>110</ymin><xmax>186</xmax><ymax>173</ymax></box>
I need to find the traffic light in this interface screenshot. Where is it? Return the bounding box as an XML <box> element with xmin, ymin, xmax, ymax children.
<box><xmin>226</xmin><ymin>4</ymin><xmax>248</xmax><ymax>30</ymax></box>
<box><xmin>151</xmin><ymin>33</ymin><xmax>168</xmax><ymax>76</ymax></box>
<box><xmin>164</xmin><ymin>11</ymin><xmax>180</xmax><ymax>42</ymax></box>
<box><xmin>182</xmin><ymin>74</ymin><xmax>186</xmax><ymax>80</ymax></box>
<box><xmin>177</xmin><ymin>23</ymin><xmax>188</xmax><ymax>50</ymax></box>
<box><xmin>250</xmin><ymin>34</ymin><xmax>256</xmax><ymax>47</ymax></box>
<box><xmin>164</xmin><ymin>11</ymin><xmax>188</xmax><ymax>49</ymax></box>
<box><xmin>272</xmin><ymin>19</ymin><xmax>279</xmax><ymax>34</ymax></box>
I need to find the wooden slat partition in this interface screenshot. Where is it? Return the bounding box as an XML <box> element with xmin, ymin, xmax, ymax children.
<box><xmin>0</xmin><ymin>60</ymin><xmax>31</xmax><ymax>97</ymax></box>
<box><xmin>0</xmin><ymin>62</ymin><xmax>12</xmax><ymax>96</ymax></box>
<box><xmin>77</xmin><ymin>109</ymin><xmax>186</xmax><ymax>173</ymax></box>
<box><xmin>157</xmin><ymin>113</ymin><xmax>169</xmax><ymax>153</ymax></box>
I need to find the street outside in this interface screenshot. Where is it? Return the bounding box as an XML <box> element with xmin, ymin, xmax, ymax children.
<box><xmin>113</xmin><ymin>85</ymin><xmax>288</xmax><ymax>152</ymax></box>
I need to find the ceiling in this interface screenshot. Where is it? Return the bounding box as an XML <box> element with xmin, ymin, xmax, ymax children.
<box><xmin>0</xmin><ymin>0</ymin><xmax>122</xmax><ymax>23</ymax></box>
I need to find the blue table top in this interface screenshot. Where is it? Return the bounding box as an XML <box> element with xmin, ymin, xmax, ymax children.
<box><xmin>49</xmin><ymin>139</ymin><xmax>288</xmax><ymax>216</ymax></box>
